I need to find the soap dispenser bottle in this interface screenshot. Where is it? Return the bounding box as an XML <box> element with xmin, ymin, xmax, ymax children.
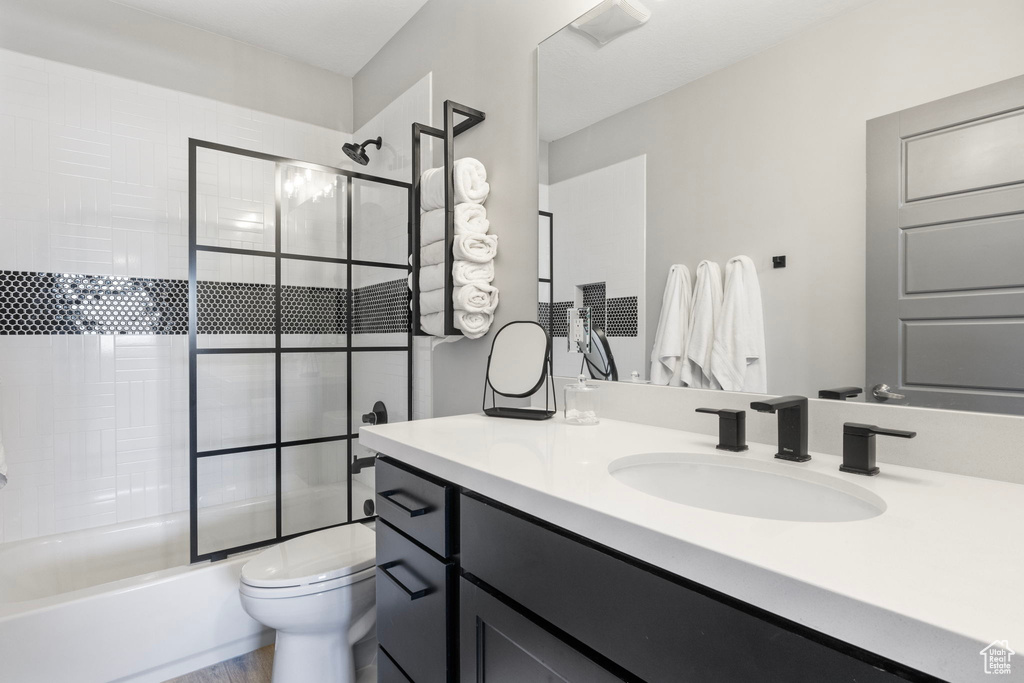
<box><xmin>564</xmin><ymin>374</ymin><xmax>600</xmax><ymax>425</ymax></box>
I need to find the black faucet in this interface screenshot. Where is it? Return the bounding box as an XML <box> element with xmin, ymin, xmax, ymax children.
<box><xmin>695</xmin><ymin>408</ymin><xmax>748</xmax><ymax>452</ymax></box>
<box><xmin>750</xmin><ymin>396</ymin><xmax>810</xmax><ymax>462</ymax></box>
<box><xmin>841</xmin><ymin>423</ymin><xmax>916</xmax><ymax>476</ymax></box>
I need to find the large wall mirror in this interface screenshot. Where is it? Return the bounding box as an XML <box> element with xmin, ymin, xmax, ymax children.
<box><xmin>538</xmin><ymin>0</ymin><xmax>1024</xmax><ymax>416</ymax></box>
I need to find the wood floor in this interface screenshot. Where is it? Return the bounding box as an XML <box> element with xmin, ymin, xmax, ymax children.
<box><xmin>164</xmin><ymin>645</ymin><xmax>274</xmax><ymax>683</ymax></box>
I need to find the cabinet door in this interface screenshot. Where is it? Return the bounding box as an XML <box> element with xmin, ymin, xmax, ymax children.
<box><xmin>460</xmin><ymin>578</ymin><xmax>625</xmax><ymax>683</ymax></box>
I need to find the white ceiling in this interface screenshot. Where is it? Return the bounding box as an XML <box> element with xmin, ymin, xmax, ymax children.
<box><xmin>111</xmin><ymin>0</ymin><xmax>430</xmax><ymax>77</ymax></box>
<box><xmin>540</xmin><ymin>0</ymin><xmax>879</xmax><ymax>141</ymax></box>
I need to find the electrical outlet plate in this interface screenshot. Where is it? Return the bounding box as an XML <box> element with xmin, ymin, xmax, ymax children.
<box><xmin>568</xmin><ymin>306</ymin><xmax>592</xmax><ymax>353</ymax></box>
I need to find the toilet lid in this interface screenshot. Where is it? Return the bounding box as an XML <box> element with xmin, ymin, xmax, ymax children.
<box><xmin>241</xmin><ymin>523</ymin><xmax>376</xmax><ymax>589</ymax></box>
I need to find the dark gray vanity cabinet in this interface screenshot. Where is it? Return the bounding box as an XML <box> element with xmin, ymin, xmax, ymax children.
<box><xmin>376</xmin><ymin>456</ymin><xmax>938</xmax><ymax>683</ymax></box>
<box><xmin>375</xmin><ymin>458</ymin><xmax>458</xmax><ymax>683</ymax></box>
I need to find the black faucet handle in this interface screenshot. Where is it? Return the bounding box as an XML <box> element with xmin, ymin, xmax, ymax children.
<box><xmin>841</xmin><ymin>423</ymin><xmax>916</xmax><ymax>476</ymax></box>
<box><xmin>843</xmin><ymin>423</ymin><xmax>916</xmax><ymax>439</ymax></box>
<box><xmin>696</xmin><ymin>408</ymin><xmax>748</xmax><ymax>452</ymax></box>
<box><xmin>362</xmin><ymin>401</ymin><xmax>388</xmax><ymax>426</ymax></box>
<box><xmin>696</xmin><ymin>407</ymin><xmax>744</xmax><ymax>419</ymax></box>
<box><xmin>818</xmin><ymin>386</ymin><xmax>863</xmax><ymax>400</ymax></box>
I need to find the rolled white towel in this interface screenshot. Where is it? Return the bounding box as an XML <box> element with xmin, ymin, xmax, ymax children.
<box><xmin>420</xmin><ymin>310</ymin><xmax>494</xmax><ymax>339</ymax></box>
<box><xmin>420</xmin><ymin>312</ymin><xmax>444</xmax><ymax>337</ymax></box>
<box><xmin>454</xmin><ymin>310</ymin><xmax>493</xmax><ymax>340</ymax></box>
<box><xmin>420</xmin><ymin>203</ymin><xmax>489</xmax><ymax>245</ymax></box>
<box><xmin>453</xmin><ymin>282</ymin><xmax>499</xmax><ymax>314</ymax></box>
<box><xmin>420</xmin><ymin>288</ymin><xmax>446</xmax><ymax>315</ymax></box>
<box><xmin>420</xmin><ymin>158</ymin><xmax>489</xmax><ymax>211</ymax></box>
<box><xmin>452</xmin><ymin>233</ymin><xmax>497</xmax><ymax>263</ymax></box>
<box><xmin>417</xmin><ymin>263</ymin><xmax>446</xmax><ymax>292</ymax></box>
<box><xmin>420</xmin><ymin>240</ymin><xmax>447</xmax><ymax>266</ymax></box>
<box><xmin>453</xmin><ymin>260</ymin><xmax>494</xmax><ymax>285</ymax></box>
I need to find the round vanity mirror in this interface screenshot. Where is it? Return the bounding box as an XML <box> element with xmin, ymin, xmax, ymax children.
<box><xmin>583</xmin><ymin>328</ymin><xmax>618</xmax><ymax>381</ymax></box>
<box><xmin>486</xmin><ymin>321</ymin><xmax>551</xmax><ymax>397</ymax></box>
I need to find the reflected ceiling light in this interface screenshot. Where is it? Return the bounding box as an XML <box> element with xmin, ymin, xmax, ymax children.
<box><xmin>570</xmin><ymin>0</ymin><xmax>651</xmax><ymax>46</ymax></box>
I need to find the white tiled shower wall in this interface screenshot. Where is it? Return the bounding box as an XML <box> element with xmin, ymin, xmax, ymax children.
<box><xmin>0</xmin><ymin>48</ymin><xmax>428</xmax><ymax>544</ymax></box>
<box><xmin>546</xmin><ymin>155</ymin><xmax>647</xmax><ymax>379</ymax></box>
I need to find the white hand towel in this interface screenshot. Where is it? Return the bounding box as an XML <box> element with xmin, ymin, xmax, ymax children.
<box><xmin>420</xmin><ymin>158</ymin><xmax>490</xmax><ymax>212</ymax></box>
<box><xmin>420</xmin><ymin>203</ymin><xmax>489</xmax><ymax>245</ymax></box>
<box><xmin>681</xmin><ymin>260</ymin><xmax>723</xmax><ymax>389</ymax></box>
<box><xmin>420</xmin><ymin>310</ymin><xmax>493</xmax><ymax>339</ymax></box>
<box><xmin>649</xmin><ymin>265</ymin><xmax>692</xmax><ymax>386</ymax></box>
<box><xmin>454</xmin><ymin>310</ymin><xmax>493</xmax><ymax>339</ymax></box>
<box><xmin>452</xmin><ymin>233</ymin><xmax>497</xmax><ymax>263</ymax></box>
<box><xmin>420</xmin><ymin>288</ymin><xmax>446</xmax><ymax>315</ymax></box>
<box><xmin>452</xmin><ymin>260</ymin><xmax>494</xmax><ymax>285</ymax></box>
<box><xmin>420</xmin><ymin>240</ymin><xmax>447</xmax><ymax>266</ymax></box>
<box><xmin>453</xmin><ymin>282</ymin><xmax>499</xmax><ymax>314</ymax></box>
<box><xmin>712</xmin><ymin>256</ymin><xmax>767</xmax><ymax>393</ymax></box>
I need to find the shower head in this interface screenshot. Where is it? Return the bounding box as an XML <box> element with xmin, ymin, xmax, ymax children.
<box><xmin>343</xmin><ymin>136</ymin><xmax>382</xmax><ymax>166</ymax></box>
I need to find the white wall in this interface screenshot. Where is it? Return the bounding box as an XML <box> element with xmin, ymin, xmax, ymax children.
<box><xmin>353</xmin><ymin>0</ymin><xmax>600</xmax><ymax>417</ymax></box>
<box><xmin>0</xmin><ymin>0</ymin><xmax>353</xmax><ymax>132</ymax></box>
<box><xmin>547</xmin><ymin>0</ymin><xmax>1024</xmax><ymax>398</ymax></box>
<box><xmin>0</xmin><ymin>47</ymin><xmax>353</xmax><ymax>544</ymax></box>
<box><xmin>548</xmin><ymin>155</ymin><xmax>646</xmax><ymax>379</ymax></box>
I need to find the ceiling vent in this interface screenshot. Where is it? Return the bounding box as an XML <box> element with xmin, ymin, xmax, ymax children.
<box><xmin>570</xmin><ymin>0</ymin><xmax>651</xmax><ymax>47</ymax></box>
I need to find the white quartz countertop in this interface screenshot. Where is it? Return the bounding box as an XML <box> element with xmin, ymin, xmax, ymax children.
<box><xmin>362</xmin><ymin>414</ymin><xmax>1024</xmax><ymax>682</ymax></box>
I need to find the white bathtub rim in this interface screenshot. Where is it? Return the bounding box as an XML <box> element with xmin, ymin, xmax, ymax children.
<box><xmin>0</xmin><ymin>549</ymin><xmax>260</xmax><ymax>620</ymax></box>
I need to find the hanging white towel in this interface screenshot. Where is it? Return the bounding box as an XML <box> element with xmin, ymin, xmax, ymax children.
<box><xmin>681</xmin><ymin>260</ymin><xmax>723</xmax><ymax>389</ymax></box>
<box><xmin>420</xmin><ymin>203</ymin><xmax>489</xmax><ymax>245</ymax></box>
<box><xmin>420</xmin><ymin>288</ymin><xmax>446</xmax><ymax>315</ymax></box>
<box><xmin>420</xmin><ymin>240</ymin><xmax>447</xmax><ymax>266</ymax></box>
<box><xmin>712</xmin><ymin>256</ymin><xmax>767</xmax><ymax>393</ymax></box>
<box><xmin>453</xmin><ymin>282</ymin><xmax>499</xmax><ymax>314</ymax></box>
<box><xmin>452</xmin><ymin>260</ymin><xmax>494</xmax><ymax>285</ymax></box>
<box><xmin>649</xmin><ymin>265</ymin><xmax>692</xmax><ymax>386</ymax></box>
<box><xmin>452</xmin><ymin>233</ymin><xmax>497</xmax><ymax>263</ymax></box>
<box><xmin>420</xmin><ymin>158</ymin><xmax>490</xmax><ymax>211</ymax></box>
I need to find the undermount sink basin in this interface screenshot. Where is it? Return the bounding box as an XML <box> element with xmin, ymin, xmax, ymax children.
<box><xmin>609</xmin><ymin>453</ymin><xmax>886</xmax><ymax>523</ymax></box>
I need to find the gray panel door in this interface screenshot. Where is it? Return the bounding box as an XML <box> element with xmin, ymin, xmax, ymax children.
<box><xmin>867</xmin><ymin>74</ymin><xmax>1024</xmax><ymax>414</ymax></box>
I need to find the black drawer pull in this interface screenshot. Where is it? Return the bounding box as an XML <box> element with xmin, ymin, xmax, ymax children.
<box><xmin>379</xmin><ymin>561</ymin><xmax>432</xmax><ymax>600</ymax></box>
<box><xmin>380</xmin><ymin>489</ymin><xmax>431</xmax><ymax>517</ymax></box>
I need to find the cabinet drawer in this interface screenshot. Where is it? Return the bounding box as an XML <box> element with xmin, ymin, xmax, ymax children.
<box><xmin>461</xmin><ymin>493</ymin><xmax>910</xmax><ymax>683</ymax></box>
<box><xmin>461</xmin><ymin>578</ymin><xmax>625</xmax><ymax>683</ymax></box>
<box><xmin>376</xmin><ymin>519</ymin><xmax>455</xmax><ymax>683</ymax></box>
<box><xmin>376</xmin><ymin>457</ymin><xmax>454</xmax><ymax>558</ymax></box>
<box><xmin>378</xmin><ymin>646</ymin><xmax>414</xmax><ymax>683</ymax></box>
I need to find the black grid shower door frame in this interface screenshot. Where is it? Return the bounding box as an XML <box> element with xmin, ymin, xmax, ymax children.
<box><xmin>188</xmin><ymin>139</ymin><xmax>413</xmax><ymax>564</ymax></box>
<box><xmin>539</xmin><ymin>211</ymin><xmax>554</xmax><ymax>338</ymax></box>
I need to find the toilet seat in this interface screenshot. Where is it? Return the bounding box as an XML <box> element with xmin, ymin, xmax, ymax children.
<box><xmin>240</xmin><ymin>524</ymin><xmax>376</xmax><ymax>599</ymax></box>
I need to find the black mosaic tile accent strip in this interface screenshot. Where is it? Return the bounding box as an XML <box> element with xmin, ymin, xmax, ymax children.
<box><xmin>197</xmin><ymin>281</ymin><xmax>276</xmax><ymax>335</ymax></box>
<box><xmin>606</xmin><ymin>296</ymin><xmax>638</xmax><ymax>337</ymax></box>
<box><xmin>281</xmin><ymin>285</ymin><xmax>348</xmax><ymax>335</ymax></box>
<box><xmin>537</xmin><ymin>301</ymin><xmax>550</xmax><ymax>332</ymax></box>
<box><xmin>550</xmin><ymin>301</ymin><xmax>571</xmax><ymax>338</ymax></box>
<box><xmin>352</xmin><ymin>278</ymin><xmax>410</xmax><ymax>334</ymax></box>
<box><xmin>0</xmin><ymin>270</ymin><xmax>188</xmax><ymax>335</ymax></box>
<box><xmin>0</xmin><ymin>269</ymin><xmax>409</xmax><ymax>336</ymax></box>
<box><xmin>581</xmin><ymin>282</ymin><xmax>606</xmax><ymax>333</ymax></box>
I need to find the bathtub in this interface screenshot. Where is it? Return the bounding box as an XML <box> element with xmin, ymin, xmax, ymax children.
<box><xmin>0</xmin><ymin>480</ymin><xmax>376</xmax><ymax>683</ymax></box>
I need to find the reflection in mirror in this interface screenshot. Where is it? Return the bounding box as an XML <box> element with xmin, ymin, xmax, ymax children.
<box><xmin>583</xmin><ymin>328</ymin><xmax>618</xmax><ymax>382</ymax></box>
<box><xmin>538</xmin><ymin>0</ymin><xmax>1024</xmax><ymax>415</ymax></box>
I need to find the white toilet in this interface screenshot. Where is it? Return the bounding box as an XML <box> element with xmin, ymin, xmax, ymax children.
<box><xmin>239</xmin><ymin>523</ymin><xmax>377</xmax><ymax>683</ymax></box>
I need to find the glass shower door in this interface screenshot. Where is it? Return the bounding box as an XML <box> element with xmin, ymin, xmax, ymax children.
<box><xmin>189</xmin><ymin>141</ymin><xmax>411</xmax><ymax>563</ymax></box>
